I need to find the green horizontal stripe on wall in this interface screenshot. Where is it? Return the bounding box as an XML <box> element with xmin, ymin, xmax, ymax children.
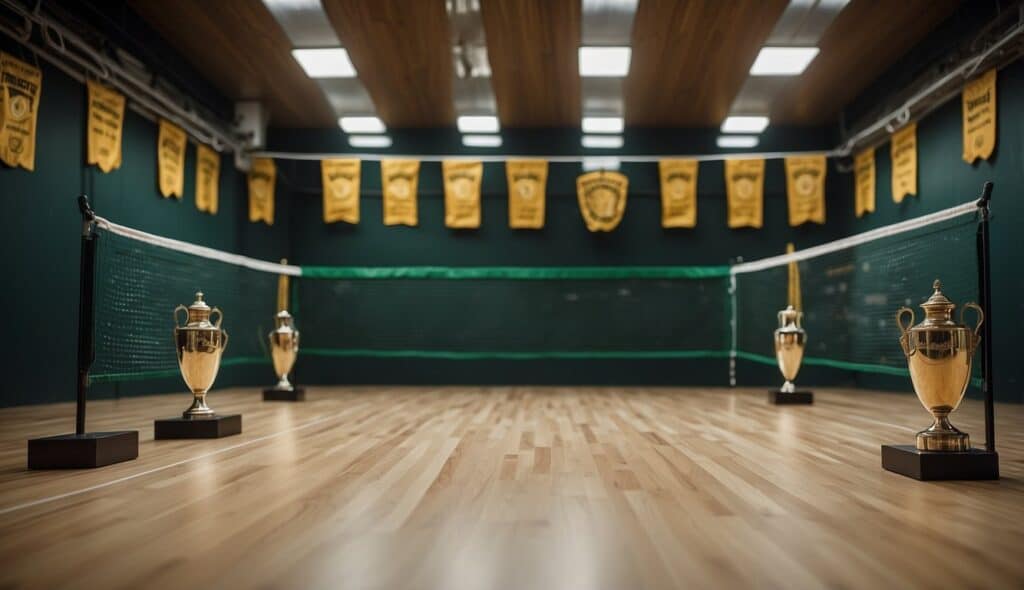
<box><xmin>299</xmin><ymin>265</ymin><xmax>731</xmax><ymax>280</ymax></box>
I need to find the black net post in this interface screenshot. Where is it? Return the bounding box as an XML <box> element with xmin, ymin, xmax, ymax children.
<box><xmin>76</xmin><ymin>195</ymin><xmax>97</xmax><ymax>436</ymax></box>
<box><xmin>976</xmin><ymin>181</ymin><xmax>995</xmax><ymax>452</ymax></box>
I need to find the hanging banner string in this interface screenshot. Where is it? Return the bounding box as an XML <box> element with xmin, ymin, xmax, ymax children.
<box><xmin>250</xmin><ymin>149</ymin><xmax>837</xmax><ymax>164</ymax></box>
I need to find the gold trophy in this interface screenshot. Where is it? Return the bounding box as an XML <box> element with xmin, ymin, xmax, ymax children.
<box><xmin>155</xmin><ymin>292</ymin><xmax>242</xmax><ymax>438</ymax></box>
<box><xmin>263</xmin><ymin>310</ymin><xmax>305</xmax><ymax>401</ymax></box>
<box><xmin>769</xmin><ymin>305</ymin><xmax>813</xmax><ymax>404</ymax></box>
<box><xmin>896</xmin><ymin>280</ymin><xmax>983</xmax><ymax>451</ymax></box>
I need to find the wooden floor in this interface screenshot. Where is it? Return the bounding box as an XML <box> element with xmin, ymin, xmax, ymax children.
<box><xmin>0</xmin><ymin>386</ymin><xmax>1021</xmax><ymax>589</ymax></box>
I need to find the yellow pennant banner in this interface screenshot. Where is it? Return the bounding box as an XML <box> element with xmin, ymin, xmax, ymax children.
<box><xmin>157</xmin><ymin>119</ymin><xmax>187</xmax><ymax>198</ymax></box>
<box><xmin>890</xmin><ymin>122</ymin><xmax>917</xmax><ymax>203</ymax></box>
<box><xmin>86</xmin><ymin>80</ymin><xmax>125</xmax><ymax>173</ymax></box>
<box><xmin>576</xmin><ymin>170</ymin><xmax>628</xmax><ymax>232</ymax></box>
<box><xmin>444</xmin><ymin>160</ymin><xmax>483</xmax><ymax>229</ymax></box>
<box><xmin>195</xmin><ymin>143</ymin><xmax>219</xmax><ymax>215</ymax></box>
<box><xmin>381</xmin><ymin>159</ymin><xmax>419</xmax><ymax>226</ymax></box>
<box><xmin>658</xmin><ymin>159</ymin><xmax>698</xmax><ymax>228</ymax></box>
<box><xmin>322</xmin><ymin>159</ymin><xmax>361</xmax><ymax>224</ymax></box>
<box><xmin>248</xmin><ymin>157</ymin><xmax>276</xmax><ymax>225</ymax></box>
<box><xmin>725</xmin><ymin>159</ymin><xmax>764</xmax><ymax>228</ymax></box>
<box><xmin>962</xmin><ymin>68</ymin><xmax>996</xmax><ymax>163</ymax></box>
<box><xmin>506</xmin><ymin>159</ymin><xmax>547</xmax><ymax>229</ymax></box>
<box><xmin>0</xmin><ymin>52</ymin><xmax>42</xmax><ymax>171</ymax></box>
<box><xmin>784</xmin><ymin>155</ymin><xmax>826</xmax><ymax>226</ymax></box>
<box><xmin>854</xmin><ymin>148</ymin><xmax>875</xmax><ymax>217</ymax></box>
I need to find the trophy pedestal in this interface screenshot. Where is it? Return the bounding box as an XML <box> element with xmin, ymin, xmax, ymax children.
<box><xmin>768</xmin><ymin>390</ymin><xmax>813</xmax><ymax>404</ymax></box>
<box><xmin>881</xmin><ymin>444</ymin><xmax>999</xmax><ymax>480</ymax></box>
<box><xmin>263</xmin><ymin>388</ymin><xmax>305</xmax><ymax>402</ymax></box>
<box><xmin>28</xmin><ymin>431</ymin><xmax>138</xmax><ymax>469</ymax></box>
<box><xmin>154</xmin><ymin>415</ymin><xmax>242</xmax><ymax>439</ymax></box>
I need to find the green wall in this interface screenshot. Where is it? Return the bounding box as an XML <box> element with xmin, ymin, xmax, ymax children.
<box><xmin>0</xmin><ymin>43</ymin><xmax>290</xmax><ymax>407</ymax></box>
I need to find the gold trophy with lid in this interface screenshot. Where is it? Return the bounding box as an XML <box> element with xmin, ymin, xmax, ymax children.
<box><xmin>882</xmin><ymin>279</ymin><xmax>998</xmax><ymax>480</ymax></box>
<box><xmin>155</xmin><ymin>292</ymin><xmax>242</xmax><ymax>438</ymax></box>
<box><xmin>263</xmin><ymin>310</ymin><xmax>305</xmax><ymax>401</ymax></box>
<box><xmin>769</xmin><ymin>305</ymin><xmax>813</xmax><ymax>404</ymax></box>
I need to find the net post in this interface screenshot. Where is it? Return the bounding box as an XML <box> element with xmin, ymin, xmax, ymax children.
<box><xmin>75</xmin><ymin>195</ymin><xmax>97</xmax><ymax>436</ymax></box>
<box><xmin>975</xmin><ymin>181</ymin><xmax>995</xmax><ymax>453</ymax></box>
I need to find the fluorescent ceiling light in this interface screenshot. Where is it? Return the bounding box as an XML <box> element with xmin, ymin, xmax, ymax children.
<box><xmin>750</xmin><ymin>47</ymin><xmax>820</xmax><ymax>76</ymax></box>
<box><xmin>292</xmin><ymin>48</ymin><xmax>356</xmax><ymax>78</ymax></box>
<box><xmin>582</xmin><ymin>116</ymin><xmax>624</xmax><ymax>134</ymax></box>
<box><xmin>348</xmin><ymin>135</ymin><xmax>392</xmax><ymax>148</ymax></box>
<box><xmin>339</xmin><ymin>116</ymin><xmax>386</xmax><ymax>133</ymax></box>
<box><xmin>721</xmin><ymin>116</ymin><xmax>770</xmax><ymax>133</ymax></box>
<box><xmin>462</xmin><ymin>134</ymin><xmax>502</xmax><ymax>148</ymax></box>
<box><xmin>579</xmin><ymin>47</ymin><xmax>632</xmax><ymax>77</ymax></box>
<box><xmin>717</xmin><ymin>135</ymin><xmax>759</xmax><ymax>149</ymax></box>
<box><xmin>457</xmin><ymin>116</ymin><xmax>500</xmax><ymax>133</ymax></box>
<box><xmin>582</xmin><ymin>135</ymin><xmax>624</xmax><ymax>149</ymax></box>
<box><xmin>582</xmin><ymin>157</ymin><xmax>621</xmax><ymax>172</ymax></box>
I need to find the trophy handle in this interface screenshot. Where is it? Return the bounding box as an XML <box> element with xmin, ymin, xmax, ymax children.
<box><xmin>174</xmin><ymin>304</ymin><xmax>188</xmax><ymax>328</ymax></box>
<box><xmin>961</xmin><ymin>302</ymin><xmax>984</xmax><ymax>350</ymax></box>
<box><xmin>210</xmin><ymin>307</ymin><xmax>223</xmax><ymax>328</ymax></box>
<box><xmin>896</xmin><ymin>307</ymin><xmax>915</xmax><ymax>356</ymax></box>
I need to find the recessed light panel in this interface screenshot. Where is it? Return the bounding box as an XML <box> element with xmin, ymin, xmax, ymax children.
<box><xmin>717</xmin><ymin>135</ymin><xmax>759</xmax><ymax>149</ymax></box>
<box><xmin>292</xmin><ymin>48</ymin><xmax>356</xmax><ymax>78</ymax></box>
<box><xmin>582</xmin><ymin>135</ymin><xmax>624</xmax><ymax>149</ymax></box>
<box><xmin>462</xmin><ymin>134</ymin><xmax>502</xmax><ymax>148</ymax></box>
<box><xmin>582</xmin><ymin>116</ymin><xmax>624</xmax><ymax>134</ymax></box>
<box><xmin>579</xmin><ymin>47</ymin><xmax>632</xmax><ymax>77</ymax></box>
<box><xmin>457</xmin><ymin>116</ymin><xmax>500</xmax><ymax>133</ymax></box>
<box><xmin>339</xmin><ymin>116</ymin><xmax>386</xmax><ymax>133</ymax></box>
<box><xmin>721</xmin><ymin>116</ymin><xmax>770</xmax><ymax>133</ymax></box>
<box><xmin>348</xmin><ymin>135</ymin><xmax>392</xmax><ymax>148</ymax></box>
<box><xmin>749</xmin><ymin>47</ymin><xmax>819</xmax><ymax>76</ymax></box>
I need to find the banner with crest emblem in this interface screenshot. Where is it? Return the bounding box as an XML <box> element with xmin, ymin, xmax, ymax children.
<box><xmin>962</xmin><ymin>68</ymin><xmax>996</xmax><ymax>164</ymax></box>
<box><xmin>0</xmin><ymin>52</ymin><xmax>42</xmax><ymax>171</ymax></box>
<box><xmin>506</xmin><ymin>160</ymin><xmax>547</xmax><ymax>229</ymax></box>
<box><xmin>322</xmin><ymin>159</ymin><xmax>361</xmax><ymax>224</ymax></box>
<box><xmin>382</xmin><ymin>159</ymin><xmax>419</xmax><ymax>226</ymax></box>
<box><xmin>784</xmin><ymin>155</ymin><xmax>826</xmax><ymax>226</ymax></box>
<box><xmin>854</xmin><ymin>148</ymin><xmax>875</xmax><ymax>217</ymax></box>
<box><xmin>725</xmin><ymin>159</ymin><xmax>764</xmax><ymax>228</ymax></box>
<box><xmin>444</xmin><ymin>160</ymin><xmax>483</xmax><ymax>229</ymax></box>
<box><xmin>195</xmin><ymin>143</ymin><xmax>219</xmax><ymax>214</ymax></box>
<box><xmin>248</xmin><ymin>157</ymin><xmax>276</xmax><ymax>225</ymax></box>
<box><xmin>658</xmin><ymin>159</ymin><xmax>698</xmax><ymax>228</ymax></box>
<box><xmin>890</xmin><ymin>122</ymin><xmax>917</xmax><ymax>203</ymax></box>
<box><xmin>576</xmin><ymin>170</ymin><xmax>628</xmax><ymax>232</ymax></box>
<box><xmin>157</xmin><ymin>119</ymin><xmax>187</xmax><ymax>198</ymax></box>
<box><xmin>86</xmin><ymin>80</ymin><xmax>125</xmax><ymax>173</ymax></box>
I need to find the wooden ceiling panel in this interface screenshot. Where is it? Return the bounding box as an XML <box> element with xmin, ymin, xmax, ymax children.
<box><xmin>322</xmin><ymin>0</ymin><xmax>455</xmax><ymax>128</ymax></box>
<box><xmin>129</xmin><ymin>0</ymin><xmax>335</xmax><ymax>128</ymax></box>
<box><xmin>624</xmin><ymin>0</ymin><xmax>788</xmax><ymax>127</ymax></box>
<box><xmin>770</xmin><ymin>0</ymin><xmax>962</xmax><ymax>124</ymax></box>
<box><xmin>481</xmin><ymin>0</ymin><xmax>581</xmax><ymax>127</ymax></box>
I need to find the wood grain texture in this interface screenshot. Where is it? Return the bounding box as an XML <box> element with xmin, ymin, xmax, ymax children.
<box><xmin>624</xmin><ymin>0</ymin><xmax>789</xmax><ymax>126</ymax></box>
<box><xmin>481</xmin><ymin>0</ymin><xmax>582</xmax><ymax>127</ymax></box>
<box><xmin>770</xmin><ymin>0</ymin><xmax>963</xmax><ymax>124</ymax></box>
<box><xmin>322</xmin><ymin>0</ymin><xmax>456</xmax><ymax>128</ymax></box>
<box><xmin>128</xmin><ymin>0</ymin><xmax>336</xmax><ymax>128</ymax></box>
<box><xmin>0</xmin><ymin>386</ymin><xmax>1021</xmax><ymax>589</ymax></box>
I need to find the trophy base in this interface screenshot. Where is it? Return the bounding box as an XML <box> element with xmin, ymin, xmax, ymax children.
<box><xmin>154</xmin><ymin>414</ymin><xmax>242</xmax><ymax>439</ymax></box>
<box><xmin>881</xmin><ymin>444</ymin><xmax>999</xmax><ymax>481</ymax></box>
<box><xmin>263</xmin><ymin>387</ymin><xmax>305</xmax><ymax>402</ymax></box>
<box><xmin>27</xmin><ymin>431</ymin><xmax>139</xmax><ymax>469</ymax></box>
<box><xmin>768</xmin><ymin>390</ymin><xmax>814</xmax><ymax>404</ymax></box>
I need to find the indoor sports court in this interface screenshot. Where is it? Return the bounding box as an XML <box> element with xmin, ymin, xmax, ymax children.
<box><xmin>1</xmin><ymin>1</ymin><xmax>1023</xmax><ymax>589</ymax></box>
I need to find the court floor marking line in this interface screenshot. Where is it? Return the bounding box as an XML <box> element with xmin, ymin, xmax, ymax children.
<box><xmin>0</xmin><ymin>408</ymin><xmax>355</xmax><ymax>517</ymax></box>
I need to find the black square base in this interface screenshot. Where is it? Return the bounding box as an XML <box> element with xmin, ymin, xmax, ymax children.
<box><xmin>28</xmin><ymin>431</ymin><xmax>138</xmax><ymax>469</ymax></box>
<box><xmin>768</xmin><ymin>390</ymin><xmax>814</xmax><ymax>404</ymax></box>
<box><xmin>263</xmin><ymin>387</ymin><xmax>305</xmax><ymax>402</ymax></box>
<box><xmin>154</xmin><ymin>414</ymin><xmax>242</xmax><ymax>439</ymax></box>
<box><xmin>882</xmin><ymin>444</ymin><xmax>999</xmax><ymax>480</ymax></box>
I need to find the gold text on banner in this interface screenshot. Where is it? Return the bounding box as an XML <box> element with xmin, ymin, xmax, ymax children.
<box><xmin>195</xmin><ymin>143</ymin><xmax>220</xmax><ymax>214</ymax></box>
<box><xmin>784</xmin><ymin>155</ymin><xmax>826</xmax><ymax>226</ymax></box>
<box><xmin>725</xmin><ymin>159</ymin><xmax>764</xmax><ymax>228</ymax></box>
<box><xmin>382</xmin><ymin>159</ymin><xmax>420</xmax><ymax>226</ymax></box>
<box><xmin>444</xmin><ymin>160</ymin><xmax>483</xmax><ymax>229</ymax></box>
<box><xmin>854</xmin><ymin>148</ymin><xmax>875</xmax><ymax>217</ymax></box>
<box><xmin>506</xmin><ymin>160</ymin><xmax>547</xmax><ymax>229</ymax></box>
<box><xmin>962</xmin><ymin>68</ymin><xmax>996</xmax><ymax>164</ymax></box>
<box><xmin>659</xmin><ymin>159</ymin><xmax>698</xmax><ymax>228</ymax></box>
<box><xmin>157</xmin><ymin>119</ymin><xmax>187</xmax><ymax>198</ymax></box>
<box><xmin>248</xmin><ymin>157</ymin><xmax>276</xmax><ymax>225</ymax></box>
<box><xmin>322</xmin><ymin>159</ymin><xmax>361</xmax><ymax>224</ymax></box>
<box><xmin>86</xmin><ymin>80</ymin><xmax>125</xmax><ymax>173</ymax></box>
<box><xmin>0</xmin><ymin>52</ymin><xmax>42</xmax><ymax>171</ymax></box>
<box><xmin>891</xmin><ymin>122</ymin><xmax>917</xmax><ymax>203</ymax></box>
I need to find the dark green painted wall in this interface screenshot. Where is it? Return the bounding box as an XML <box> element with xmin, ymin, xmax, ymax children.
<box><xmin>0</xmin><ymin>44</ymin><xmax>290</xmax><ymax>407</ymax></box>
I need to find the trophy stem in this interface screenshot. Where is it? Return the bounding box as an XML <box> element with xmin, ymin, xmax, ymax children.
<box><xmin>917</xmin><ymin>409</ymin><xmax>970</xmax><ymax>452</ymax></box>
<box><xmin>781</xmin><ymin>380</ymin><xmax>795</xmax><ymax>394</ymax></box>
<box><xmin>183</xmin><ymin>391</ymin><xmax>216</xmax><ymax>419</ymax></box>
<box><xmin>275</xmin><ymin>375</ymin><xmax>293</xmax><ymax>391</ymax></box>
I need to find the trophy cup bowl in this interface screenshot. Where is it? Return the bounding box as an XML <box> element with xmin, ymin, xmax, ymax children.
<box><xmin>774</xmin><ymin>305</ymin><xmax>806</xmax><ymax>393</ymax></box>
<box><xmin>897</xmin><ymin>280</ymin><xmax>983</xmax><ymax>451</ymax></box>
<box><xmin>173</xmin><ymin>292</ymin><xmax>228</xmax><ymax>419</ymax></box>
<box><xmin>269</xmin><ymin>310</ymin><xmax>299</xmax><ymax>391</ymax></box>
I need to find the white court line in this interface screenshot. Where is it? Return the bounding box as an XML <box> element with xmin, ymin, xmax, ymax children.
<box><xmin>0</xmin><ymin>409</ymin><xmax>350</xmax><ymax>517</ymax></box>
